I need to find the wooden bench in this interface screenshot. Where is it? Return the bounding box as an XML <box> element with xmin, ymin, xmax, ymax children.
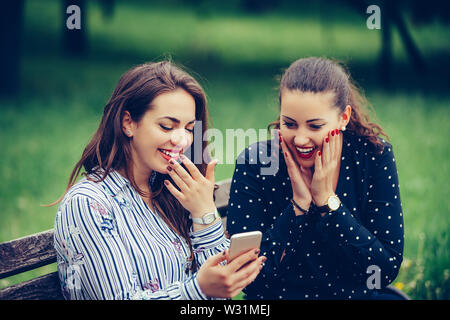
<box><xmin>0</xmin><ymin>178</ymin><xmax>409</xmax><ymax>300</ymax></box>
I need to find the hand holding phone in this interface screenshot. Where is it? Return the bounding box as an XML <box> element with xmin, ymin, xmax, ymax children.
<box><xmin>228</xmin><ymin>231</ymin><xmax>262</xmax><ymax>262</ymax></box>
<box><xmin>197</xmin><ymin>241</ymin><xmax>266</xmax><ymax>298</ymax></box>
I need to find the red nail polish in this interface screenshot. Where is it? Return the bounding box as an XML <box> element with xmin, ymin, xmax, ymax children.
<box><xmin>331</xmin><ymin>130</ymin><xmax>335</xmax><ymax>136</ymax></box>
<box><xmin>318</xmin><ymin>151</ymin><xmax>321</xmax><ymax>156</ymax></box>
<box><xmin>325</xmin><ymin>137</ymin><xmax>329</xmax><ymax>143</ymax></box>
<box><xmin>167</xmin><ymin>166</ymin><xmax>172</xmax><ymax>171</ymax></box>
<box><xmin>336</xmin><ymin>129</ymin><xmax>340</xmax><ymax>135</ymax></box>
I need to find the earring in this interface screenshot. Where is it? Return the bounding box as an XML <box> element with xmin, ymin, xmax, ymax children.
<box><xmin>341</xmin><ymin>126</ymin><xmax>346</xmax><ymax>131</ymax></box>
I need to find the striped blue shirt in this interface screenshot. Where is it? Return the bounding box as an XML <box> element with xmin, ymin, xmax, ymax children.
<box><xmin>53</xmin><ymin>169</ymin><xmax>229</xmax><ymax>300</ymax></box>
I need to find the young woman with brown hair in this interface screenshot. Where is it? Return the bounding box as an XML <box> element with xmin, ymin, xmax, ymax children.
<box><xmin>227</xmin><ymin>57</ymin><xmax>404</xmax><ymax>299</ymax></box>
<box><xmin>53</xmin><ymin>61</ymin><xmax>265</xmax><ymax>300</ymax></box>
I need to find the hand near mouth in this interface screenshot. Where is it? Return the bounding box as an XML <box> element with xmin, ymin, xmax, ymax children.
<box><xmin>164</xmin><ymin>155</ymin><xmax>219</xmax><ymax>221</ymax></box>
<box><xmin>279</xmin><ymin>132</ymin><xmax>312</xmax><ymax>215</ymax></box>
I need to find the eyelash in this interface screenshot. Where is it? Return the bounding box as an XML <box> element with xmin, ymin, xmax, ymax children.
<box><xmin>160</xmin><ymin>124</ymin><xmax>194</xmax><ymax>133</ymax></box>
<box><xmin>282</xmin><ymin>121</ymin><xmax>324</xmax><ymax>130</ymax></box>
<box><xmin>282</xmin><ymin>121</ymin><xmax>295</xmax><ymax>128</ymax></box>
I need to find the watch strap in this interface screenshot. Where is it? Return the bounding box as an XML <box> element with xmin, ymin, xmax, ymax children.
<box><xmin>315</xmin><ymin>195</ymin><xmax>340</xmax><ymax>214</ymax></box>
<box><xmin>189</xmin><ymin>209</ymin><xmax>219</xmax><ymax>225</ymax></box>
<box><xmin>315</xmin><ymin>203</ymin><xmax>330</xmax><ymax>214</ymax></box>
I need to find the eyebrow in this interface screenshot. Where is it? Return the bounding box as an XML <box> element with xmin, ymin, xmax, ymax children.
<box><xmin>158</xmin><ymin>116</ymin><xmax>196</xmax><ymax>124</ymax></box>
<box><xmin>282</xmin><ymin>115</ymin><xmax>325</xmax><ymax>123</ymax></box>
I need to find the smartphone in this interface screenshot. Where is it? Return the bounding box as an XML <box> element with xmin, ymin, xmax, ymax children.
<box><xmin>228</xmin><ymin>231</ymin><xmax>262</xmax><ymax>262</ymax></box>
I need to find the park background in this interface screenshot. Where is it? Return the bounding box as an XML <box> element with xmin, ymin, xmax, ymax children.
<box><xmin>0</xmin><ymin>0</ymin><xmax>449</xmax><ymax>300</ymax></box>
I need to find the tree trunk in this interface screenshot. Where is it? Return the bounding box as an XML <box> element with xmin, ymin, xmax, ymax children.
<box><xmin>62</xmin><ymin>0</ymin><xmax>87</xmax><ymax>55</ymax></box>
<box><xmin>0</xmin><ymin>0</ymin><xmax>24</xmax><ymax>97</ymax></box>
<box><xmin>379</xmin><ymin>0</ymin><xmax>393</xmax><ymax>87</ymax></box>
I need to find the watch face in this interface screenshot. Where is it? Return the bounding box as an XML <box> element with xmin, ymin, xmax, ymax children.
<box><xmin>328</xmin><ymin>196</ymin><xmax>340</xmax><ymax>211</ymax></box>
<box><xmin>203</xmin><ymin>214</ymin><xmax>215</xmax><ymax>224</ymax></box>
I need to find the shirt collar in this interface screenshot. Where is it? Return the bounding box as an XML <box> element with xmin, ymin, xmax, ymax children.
<box><xmin>89</xmin><ymin>168</ymin><xmax>131</xmax><ymax>197</ymax></box>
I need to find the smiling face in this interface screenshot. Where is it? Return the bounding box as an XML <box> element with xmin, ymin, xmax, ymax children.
<box><xmin>123</xmin><ymin>88</ymin><xmax>196</xmax><ymax>177</ymax></box>
<box><xmin>280</xmin><ymin>89</ymin><xmax>350</xmax><ymax>168</ymax></box>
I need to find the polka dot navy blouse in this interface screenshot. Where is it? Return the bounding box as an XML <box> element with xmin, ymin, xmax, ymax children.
<box><xmin>226</xmin><ymin>131</ymin><xmax>404</xmax><ymax>300</ymax></box>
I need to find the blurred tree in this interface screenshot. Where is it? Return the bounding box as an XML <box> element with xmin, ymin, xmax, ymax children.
<box><xmin>62</xmin><ymin>0</ymin><xmax>87</xmax><ymax>55</ymax></box>
<box><xmin>99</xmin><ymin>0</ymin><xmax>115</xmax><ymax>18</ymax></box>
<box><xmin>240</xmin><ymin>0</ymin><xmax>279</xmax><ymax>13</ymax></box>
<box><xmin>345</xmin><ymin>0</ymin><xmax>427</xmax><ymax>86</ymax></box>
<box><xmin>0</xmin><ymin>0</ymin><xmax>116</xmax><ymax>97</ymax></box>
<box><xmin>62</xmin><ymin>0</ymin><xmax>115</xmax><ymax>56</ymax></box>
<box><xmin>0</xmin><ymin>0</ymin><xmax>24</xmax><ymax>97</ymax></box>
<box><xmin>380</xmin><ymin>0</ymin><xmax>426</xmax><ymax>85</ymax></box>
<box><xmin>410</xmin><ymin>0</ymin><xmax>450</xmax><ymax>24</ymax></box>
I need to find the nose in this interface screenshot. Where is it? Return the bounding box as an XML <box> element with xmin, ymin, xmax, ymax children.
<box><xmin>170</xmin><ymin>129</ymin><xmax>191</xmax><ymax>150</ymax></box>
<box><xmin>293</xmin><ymin>128</ymin><xmax>311</xmax><ymax>146</ymax></box>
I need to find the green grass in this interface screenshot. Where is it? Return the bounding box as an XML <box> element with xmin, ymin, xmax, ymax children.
<box><xmin>0</xmin><ymin>0</ymin><xmax>449</xmax><ymax>299</ymax></box>
<box><xmin>368</xmin><ymin>93</ymin><xmax>450</xmax><ymax>299</ymax></box>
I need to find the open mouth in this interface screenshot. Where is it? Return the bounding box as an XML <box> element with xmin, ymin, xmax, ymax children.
<box><xmin>295</xmin><ymin>145</ymin><xmax>318</xmax><ymax>159</ymax></box>
<box><xmin>158</xmin><ymin>148</ymin><xmax>182</xmax><ymax>161</ymax></box>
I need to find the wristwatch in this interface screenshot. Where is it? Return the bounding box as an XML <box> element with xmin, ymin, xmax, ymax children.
<box><xmin>189</xmin><ymin>209</ymin><xmax>219</xmax><ymax>225</ymax></box>
<box><xmin>315</xmin><ymin>195</ymin><xmax>341</xmax><ymax>214</ymax></box>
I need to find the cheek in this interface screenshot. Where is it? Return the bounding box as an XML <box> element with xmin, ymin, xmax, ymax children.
<box><xmin>312</xmin><ymin>134</ymin><xmax>325</xmax><ymax>148</ymax></box>
<box><xmin>279</xmin><ymin>128</ymin><xmax>292</xmax><ymax>141</ymax></box>
<box><xmin>187</xmin><ymin>133</ymin><xmax>194</xmax><ymax>146</ymax></box>
<box><xmin>318</xmin><ymin>125</ymin><xmax>337</xmax><ymax>144</ymax></box>
<box><xmin>153</xmin><ymin>128</ymin><xmax>172</xmax><ymax>145</ymax></box>
<box><xmin>135</xmin><ymin>128</ymin><xmax>167</xmax><ymax>155</ymax></box>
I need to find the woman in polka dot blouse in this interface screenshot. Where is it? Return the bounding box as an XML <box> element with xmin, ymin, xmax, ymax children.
<box><xmin>226</xmin><ymin>57</ymin><xmax>404</xmax><ymax>300</ymax></box>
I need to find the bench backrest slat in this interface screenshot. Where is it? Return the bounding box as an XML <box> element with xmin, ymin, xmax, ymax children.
<box><xmin>0</xmin><ymin>272</ymin><xmax>62</xmax><ymax>300</ymax></box>
<box><xmin>214</xmin><ymin>178</ymin><xmax>231</xmax><ymax>212</ymax></box>
<box><xmin>0</xmin><ymin>229</ymin><xmax>57</xmax><ymax>279</ymax></box>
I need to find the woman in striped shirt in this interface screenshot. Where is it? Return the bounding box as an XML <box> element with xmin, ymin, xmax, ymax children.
<box><xmin>53</xmin><ymin>61</ymin><xmax>266</xmax><ymax>300</ymax></box>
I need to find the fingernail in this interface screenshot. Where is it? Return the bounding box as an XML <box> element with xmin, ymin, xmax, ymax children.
<box><xmin>325</xmin><ymin>137</ymin><xmax>329</xmax><ymax>143</ymax></box>
<box><xmin>336</xmin><ymin>129</ymin><xmax>340</xmax><ymax>135</ymax></box>
<box><xmin>284</xmin><ymin>151</ymin><xmax>287</xmax><ymax>157</ymax></box>
<box><xmin>164</xmin><ymin>180</ymin><xmax>169</xmax><ymax>185</ymax></box>
<box><xmin>169</xmin><ymin>159</ymin><xmax>175</xmax><ymax>165</ymax></box>
<box><xmin>255</xmin><ymin>249</ymin><xmax>260</xmax><ymax>255</ymax></box>
<box><xmin>318</xmin><ymin>151</ymin><xmax>321</xmax><ymax>156</ymax></box>
<box><xmin>167</xmin><ymin>166</ymin><xmax>172</xmax><ymax>171</ymax></box>
<box><xmin>262</xmin><ymin>256</ymin><xmax>267</xmax><ymax>262</ymax></box>
<box><xmin>222</xmin><ymin>251</ymin><xmax>226</xmax><ymax>256</ymax></box>
<box><xmin>331</xmin><ymin>130</ymin><xmax>335</xmax><ymax>136</ymax></box>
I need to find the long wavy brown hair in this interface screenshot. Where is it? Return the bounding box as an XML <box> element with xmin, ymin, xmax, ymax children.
<box><xmin>51</xmin><ymin>61</ymin><xmax>211</xmax><ymax>271</ymax></box>
<box><xmin>269</xmin><ymin>57</ymin><xmax>389</xmax><ymax>152</ymax></box>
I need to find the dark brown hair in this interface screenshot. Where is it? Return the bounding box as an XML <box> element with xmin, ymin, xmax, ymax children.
<box><xmin>52</xmin><ymin>61</ymin><xmax>210</xmax><ymax>271</ymax></box>
<box><xmin>269</xmin><ymin>57</ymin><xmax>388</xmax><ymax>151</ymax></box>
